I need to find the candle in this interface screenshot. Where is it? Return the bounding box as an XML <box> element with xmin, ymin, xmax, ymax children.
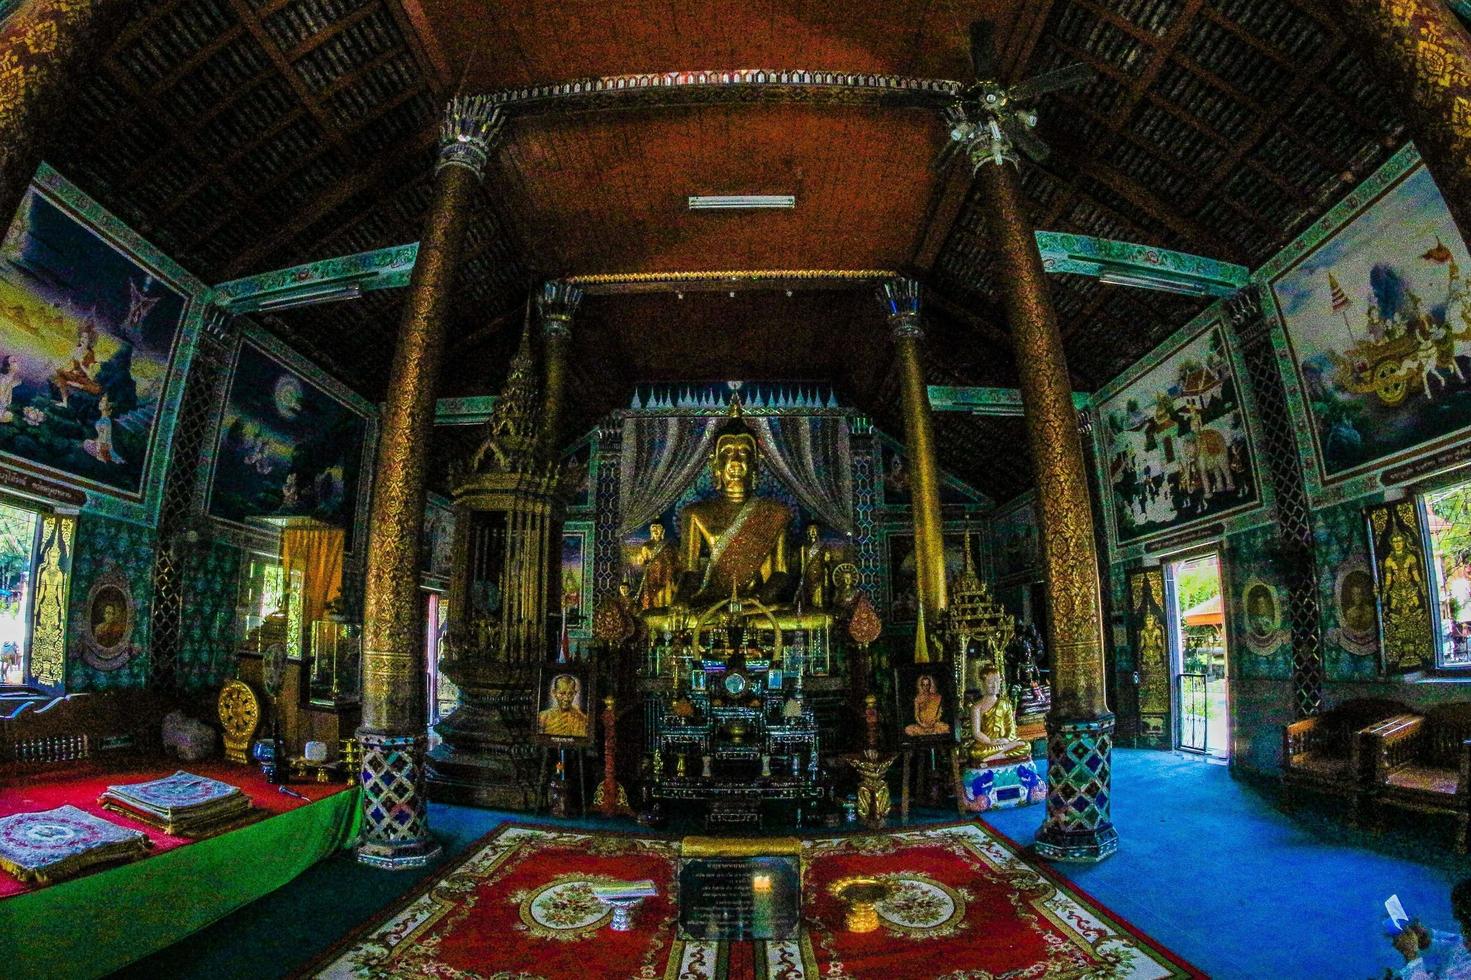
<box><xmin>751</xmin><ymin>873</ymin><xmax>773</xmax><ymax>936</ymax></box>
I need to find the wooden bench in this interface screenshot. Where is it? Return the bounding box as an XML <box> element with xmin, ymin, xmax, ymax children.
<box><xmin>0</xmin><ymin>689</ymin><xmax>172</xmax><ymax>787</ymax></box>
<box><xmin>1365</xmin><ymin>702</ymin><xmax>1471</xmax><ymax>852</ymax></box>
<box><xmin>1281</xmin><ymin>697</ymin><xmax>1413</xmax><ymax>820</ymax></box>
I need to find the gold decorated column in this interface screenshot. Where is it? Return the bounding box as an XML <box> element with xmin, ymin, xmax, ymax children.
<box><xmin>536</xmin><ymin>280</ymin><xmax>583</xmax><ymax>456</ymax></box>
<box><xmin>1341</xmin><ymin>0</ymin><xmax>1471</xmax><ymax>237</ymax></box>
<box><xmin>0</xmin><ymin>0</ymin><xmax>133</xmax><ymax>224</ymax></box>
<box><xmin>357</xmin><ymin>96</ymin><xmax>503</xmax><ymax>870</ymax></box>
<box><xmin>972</xmin><ymin>143</ymin><xmax>1117</xmax><ymax>863</ymax></box>
<box><xmin>880</xmin><ymin>277</ymin><xmax>947</xmax><ymax>637</ymax></box>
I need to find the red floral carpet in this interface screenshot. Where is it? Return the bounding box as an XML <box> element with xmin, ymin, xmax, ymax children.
<box><xmin>311</xmin><ymin>823</ymin><xmax>1202</xmax><ymax>979</ymax></box>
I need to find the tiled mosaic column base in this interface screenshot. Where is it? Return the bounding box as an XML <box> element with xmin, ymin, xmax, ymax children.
<box><xmin>1034</xmin><ymin>713</ymin><xmax>1119</xmax><ymax>863</ymax></box>
<box><xmin>356</xmin><ymin>731</ymin><xmax>443</xmax><ymax>870</ymax></box>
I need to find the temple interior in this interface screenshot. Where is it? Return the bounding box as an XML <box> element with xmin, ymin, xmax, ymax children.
<box><xmin>11</xmin><ymin>1</ymin><xmax>1471</xmax><ymax>977</ymax></box>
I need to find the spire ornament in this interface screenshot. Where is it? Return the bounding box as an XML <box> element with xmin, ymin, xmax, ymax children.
<box><xmin>437</xmin><ymin>96</ymin><xmax>505</xmax><ymax>178</ymax></box>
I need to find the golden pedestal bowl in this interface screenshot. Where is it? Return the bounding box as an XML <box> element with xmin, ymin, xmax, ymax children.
<box><xmin>828</xmin><ymin>876</ymin><xmax>895</xmax><ymax>933</ymax></box>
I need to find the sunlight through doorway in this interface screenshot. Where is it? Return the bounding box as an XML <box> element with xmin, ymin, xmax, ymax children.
<box><xmin>1166</xmin><ymin>553</ymin><xmax>1230</xmax><ymax>761</ymax></box>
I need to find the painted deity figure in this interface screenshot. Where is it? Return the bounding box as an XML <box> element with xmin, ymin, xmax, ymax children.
<box><xmin>53</xmin><ymin>322</ymin><xmax>99</xmax><ymax>408</ymax></box>
<box><xmin>1383</xmin><ymin>531</ymin><xmax>1427</xmax><ymax>624</ymax></box>
<box><xmin>799</xmin><ymin>523</ymin><xmax>830</xmax><ymax>609</ymax></box>
<box><xmin>636</xmin><ymin>522</ymin><xmax>678</xmax><ymax>610</ymax></box>
<box><xmin>903</xmin><ymin>673</ymin><xmax>949</xmax><ymax>737</ymax></box>
<box><xmin>967</xmin><ymin>665</ymin><xmax>1032</xmax><ymax>764</ymax></box>
<box><xmin>0</xmin><ymin>356</ymin><xmax>21</xmax><ymax>423</ymax></box>
<box><xmin>679</xmin><ymin>401</ymin><xmax>791</xmax><ymax>604</ymax></box>
<box><xmin>538</xmin><ymin>674</ymin><xmax>589</xmax><ymax>739</ymax></box>
<box><xmin>83</xmin><ymin>394</ymin><xmax>124</xmax><ymax>465</ymax></box>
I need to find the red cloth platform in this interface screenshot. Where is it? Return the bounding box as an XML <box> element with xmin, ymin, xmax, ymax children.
<box><xmin>310</xmin><ymin>822</ymin><xmax>1202</xmax><ymax>979</ymax></box>
<box><xmin>0</xmin><ymin>760</ymin><xmax>348</xmax><ymax>899</ymax></box>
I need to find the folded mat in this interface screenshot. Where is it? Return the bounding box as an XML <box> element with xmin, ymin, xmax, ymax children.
<box><xmin>0</xmin><ymin>804</ymin><xmax>150</xmax><ymax>885</ymax></box>
<box><xmin>99</xmin><ymin>770</ymin><xmax>253</xmax><ymax>836</ymax></box>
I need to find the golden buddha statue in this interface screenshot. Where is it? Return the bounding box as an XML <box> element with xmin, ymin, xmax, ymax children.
<box><xmin>967</xmin><ymin>664</ymin><xmax>1031</xmax><ymax>764</ymax></box>
<box><xmin>678</xmin><ymin>403</ymin><xmax>792</xmax><ymax>607</ymax></box>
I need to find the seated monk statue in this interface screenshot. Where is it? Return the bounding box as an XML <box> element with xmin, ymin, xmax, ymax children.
<box><xmin>678</xmin><ymin>400</ymin><xmax>793</xmax><ymax>607</ymax></box>
<box><xmin>967</xmin><ymin>664</ymin><xmax>1031</xmax><ymax>764</ymax></box>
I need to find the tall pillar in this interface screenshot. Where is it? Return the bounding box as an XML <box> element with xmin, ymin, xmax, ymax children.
<box><xmin>1341</xmin><ymin>0</ymin><xmax>1471</xmax><ymax>237</ymax></box>
<box><xmin>880</xmin><ymin>277</ymin><xmax>947</xmax><ymax>636</ymax></box>
<box><xmin>973</xmin><ymin>154</ymin><xmax>1117</xmax><ymax>863</ymax></box>
<box><xmin>536</xmin><ymin>280</ymin><xmax>583</xmax><ymax>456</ymax></box>
<box><xmin>357</xmin><ymin>96</ymin><xmax>503</xmax><ymax>869</ymax></box>
<box><xmin>0</xmin><ymin>0</ymin><xmax>132</xmax><ymax>226</ymax></box>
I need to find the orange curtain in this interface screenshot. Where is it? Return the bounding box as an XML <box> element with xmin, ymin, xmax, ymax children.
<box><xmin>280</xmin><ymin>525</ymin><xmax>345</xmax><ymax>626</ymax></box>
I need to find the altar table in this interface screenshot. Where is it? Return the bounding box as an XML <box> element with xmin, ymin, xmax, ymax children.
<box><xmin>0</xmin><ymin>760</ymin><xmax>359</xmax><ymax>979</ymax></box>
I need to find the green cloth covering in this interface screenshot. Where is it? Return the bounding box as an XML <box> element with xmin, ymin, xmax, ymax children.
<box><xmin>2</xmin><ymin>788</ymin><xmax>361</xmax><ymax>979</ymax></box>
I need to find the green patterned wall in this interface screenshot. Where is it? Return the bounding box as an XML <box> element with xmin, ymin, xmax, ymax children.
<box><xmin>175</xmin><ymin>539</ymin><xmax>243</xmax><ymax>690</ymax></box>
<box><xmin>1224</xmin><ymin>524</ymin><xmax>1293</xmax><ymax>681</ymax></box>
<box><xmin>65</xmin><ymin>512</ymin><xmax>155</xmax><ymax>691</ymax></box>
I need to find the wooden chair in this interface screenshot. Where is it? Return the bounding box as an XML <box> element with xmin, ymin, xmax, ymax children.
<box><xmin>1364</xmin><ymin>702</ymin><xmax>1471</xmax><ymax>852</ymax></box>
<box><xmin>1281</xmin><ymin>697</ymin><xmax>1413</xmax><ymax>820</ymax></box>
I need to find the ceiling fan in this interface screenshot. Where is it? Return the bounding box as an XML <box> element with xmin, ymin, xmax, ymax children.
<box><xmin>935</xmin><ymin>21</ymin><xmax>1096</xmax><ymax>172</ymax></box>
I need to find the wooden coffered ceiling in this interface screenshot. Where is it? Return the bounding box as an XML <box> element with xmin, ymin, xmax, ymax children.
<box><xmin>40</xmin><ymin>0</ymin><xmax>1405</xmax><ymax>501</ymax></box>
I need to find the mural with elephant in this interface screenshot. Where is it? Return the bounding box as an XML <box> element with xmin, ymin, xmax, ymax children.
<box><xmin>1099</xmin><ymin>322</ymin><xmax>1259</xmax><ymax>546</ymax></box>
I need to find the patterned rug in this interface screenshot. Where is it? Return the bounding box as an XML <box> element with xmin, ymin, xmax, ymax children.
<box><xmin>310</xmin><ymin>822</ymin><xmax>1202</xmax><ymax>979</ymax></box>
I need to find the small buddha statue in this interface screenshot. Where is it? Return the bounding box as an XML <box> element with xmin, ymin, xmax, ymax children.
<box><xmin>967</xmin><ymin>664</ymin><xmax>1031</xmax><ymax>765</ymax></box>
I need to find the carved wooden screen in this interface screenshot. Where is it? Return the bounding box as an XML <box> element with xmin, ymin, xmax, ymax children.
<box><xmin>1365</xmin><ymin>499</ymin><xmax>1435</xmax><ymax>674</ymax></box>
<box><xmin>1127</xmin><ymin>567</ymin><xmax>1170</xmax><ymax>748</ymax></box>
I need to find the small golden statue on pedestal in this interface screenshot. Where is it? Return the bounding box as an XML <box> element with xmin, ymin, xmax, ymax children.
<box><xmin>967</xmin><ymin>665</ymin><xmax>1031</xmax><ymax>765</ymax></box>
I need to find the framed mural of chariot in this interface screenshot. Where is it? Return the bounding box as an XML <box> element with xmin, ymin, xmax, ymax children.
<box><xmin>1264</xmin><ymin>150</ymin><xmax>1471</xmax><ymax>497</ymax></box>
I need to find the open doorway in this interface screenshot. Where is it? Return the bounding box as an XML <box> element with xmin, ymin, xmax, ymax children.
<box><xmin>1165</xmin><ymin>553</ymin><xmax>1230</xmax><ymax>761</ymax></box>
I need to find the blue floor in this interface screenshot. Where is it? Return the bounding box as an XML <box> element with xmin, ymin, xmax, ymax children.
<box><xmin>112</xmin><ymin>749</ymin><xmax>1470</xmax><ymax>979</ymax></box>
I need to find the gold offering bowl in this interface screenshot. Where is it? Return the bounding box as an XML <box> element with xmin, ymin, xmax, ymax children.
<box><xmin>828</xmin><ymin>876</ymin><xmax>895</xmax><ymax>933</ymax></box>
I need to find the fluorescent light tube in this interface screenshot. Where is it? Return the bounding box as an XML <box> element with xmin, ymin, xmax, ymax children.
<box><xmin>688</xmin><ymin>195</ymin><xmax>796</xmax><ymax>210</ymax></box>
<box><xmin>1098</xmin><ymin>270</ymin><xmax>1209</xmax><ymax>297</ymax></box>
<box><xmin>252</xmin><ymin>283</ymin><xmax>363</xmax><ymax>312</ymax></box>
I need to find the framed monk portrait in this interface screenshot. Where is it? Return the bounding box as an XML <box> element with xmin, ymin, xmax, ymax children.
<box><xmin>534</xmin><ymin>663</ymin><xmax>595</xmax><ymax>747</ymax></box>
<box><xmin>892</xmin><ymin>662</ymin><xmax>957</xmax><ymax>749</ymax></box>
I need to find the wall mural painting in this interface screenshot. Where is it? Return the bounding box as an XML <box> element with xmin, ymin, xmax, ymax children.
<box><xmin>421</xmin><ymin>497</ymin><xmax>454</xmax><ymax>579</ymax></box>
<box><xmin>208</xmin><ymin>341</ymin><xmax>368</xmax><ymax>544</ymax></box>
<box><xmin>879</xmin><ymin>444</ymin><xmax>986</xmax><ymax>511</ymax></box>
<box><xmin>561</xmin><ymin>525</ymin><xmax>591</xmax><ymax>638</ymax></box>
<box><xmin>1271</xmin><ymin>165</ymin><xmax>1471</xmax><ymax>481</ymax></box>
<box><xmin>992</xmin><ymin>496</ymin><xmax>1040</xmax><ymax>581</ymax></box>
<box><xmin>1367</xmin><ymin>498</ymin><xmax>1435</xmax><ymax>674</ymax></box>
<box><xmin>1127</xmin><ymin>567</ymin><xmax>1169</xmax><ymax>746</ymax></box>
<box><xmin>1100</xmin><ymin>324</ymin><xmax>1257</xmax><ymax>546</ymax></box>
<box><xmin>1240</xmin><ymin>577</ymin><xmax>1289</xmax><ymax>657</ymax></box>
<box><xmin>886</xmin><ymin>530</ymin><xmax>973</xmax><ymax>625</ymax></box>
<box><xmin>561</xmin><ymin>441</ymin><xmax>592</xmax><ymax>510</ymax></box>
<box><xmin>0</xmin><ymin>187</ymin><xmax>189</xmax><ymax>497</ymax></box>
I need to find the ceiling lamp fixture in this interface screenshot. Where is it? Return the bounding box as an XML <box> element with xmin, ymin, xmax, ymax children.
<box><xmin>688</xmin><ymin>194</ymin><xmax>795</xmax><ymax>210</ymax></box>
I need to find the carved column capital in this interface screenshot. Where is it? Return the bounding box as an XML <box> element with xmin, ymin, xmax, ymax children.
<box><xmin>436</xmin><ymin>95</ymin><xmax>505</xmax><ymax>179</ymax></box>
<box><xmin>1225</xmin><ymin>283</ymin><xmax>1272</xmax><ymax>348</ymax></box>
<box><xmin>537</xmin><ymin>280</ymin><xmax>584</xmax><ymax>340</ymax></box>
<box><xmin>879</xmin><ymin>277</ymin><xmax>923</xmax><ymax>339</ymax></box>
